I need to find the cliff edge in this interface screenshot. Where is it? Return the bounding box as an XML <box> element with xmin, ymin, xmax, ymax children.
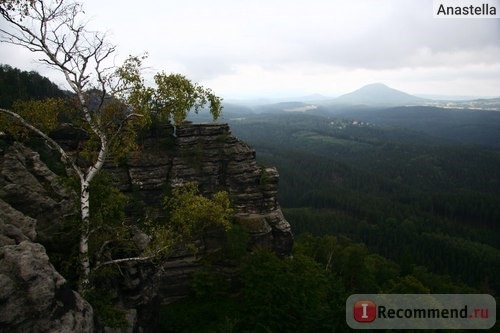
<box><xmin>103</xmin><ymin>122</ymin><xmax>293</xmax><ymax>256</ymax></box>
<box><xmin>0</xmin><ymin>122</ymin><xmax>293</xmax><ymax>332</ymax></box>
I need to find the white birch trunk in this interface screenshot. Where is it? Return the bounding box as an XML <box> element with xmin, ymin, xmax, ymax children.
<box><xmin>78</xmin><ymin>138</ymin><xmax>107</xmax><ymax>292</ymax></box>
<box><xmin>79</xmin><ymin>179</ymin><xmax>91</xmax><ymax>291</ymax></box>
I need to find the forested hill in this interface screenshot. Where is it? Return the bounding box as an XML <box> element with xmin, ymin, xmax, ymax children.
<box><xmin>228</xmin><ymin>112</ymin><xmax>500</xmax><ymax>294</ymax></box>
<box><xmin>331</xmin><ymin>82</ymin><xmax>426</xmax><ymax>105</ymax></box>
<box><xmin>0</xmin><ymin>64</ymin><xmax>66</xmax><ymax>108</ymax></box>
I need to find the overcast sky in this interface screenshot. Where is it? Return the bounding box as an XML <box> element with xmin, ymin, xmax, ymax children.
<box><xmin>1</xmin><ymin>0</ymin><xmax>499</xmax><ymax>99</ymax></box>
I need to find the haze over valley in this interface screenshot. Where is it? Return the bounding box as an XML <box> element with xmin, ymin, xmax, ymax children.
<box><xmin>225</xmin><ymin>83</ymin><xmax>500</xmax><ymax>111</ymax></box>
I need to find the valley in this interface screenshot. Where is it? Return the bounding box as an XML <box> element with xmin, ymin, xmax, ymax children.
<box><xmin>221</xmin><ymin>87</ymin><xmax>500</xmax><ymax>296</ymax></box>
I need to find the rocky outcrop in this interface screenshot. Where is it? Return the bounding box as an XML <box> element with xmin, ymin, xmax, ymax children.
<box><xmin>0</xmin><ymin>122</ymin><xmax>293</xmax><ymax>332</ymax></box>
<box><xmin>0</xmin><ymin>142</ymin><xmax>76</xmax><ymax>243</ymax></box>
<box><xmin>0</xmin><ymin>142</ymin><xmax>93</xmax><ymax>333</ymax></box>
<box><xmin>0</xmin><ymin>239</ymin><xmax>94</xmax><ymax>333</ymax></box>
<box><xmin>105</xmin><ymin>123</ymin><xmax>293</xmax><ymax>256</ymax></box>
<box><xmin>102</xmin><ymin>123</ymin><xmax>294</xmax><ymax>331</ymax></box>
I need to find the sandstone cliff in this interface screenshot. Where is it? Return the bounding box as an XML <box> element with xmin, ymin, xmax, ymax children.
<box><xmin>104</xmin><ymin>123</ymin><xmax>293</xmax><ymax>256</ymax></box>
<box><xmin>0</xmin><ymin>123</ymin><xmax>293</xmax><ymax>332</ymax></box>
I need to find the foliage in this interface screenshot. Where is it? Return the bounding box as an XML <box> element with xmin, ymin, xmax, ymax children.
<box><xmin>0</xmin><ymin>60</ymin><xmax>228</xmax><ymax>325</ymax></box>
<box><xmin>0</xmin><ymin>98</ymin><xmax>65</xmax><ymax>139</ymax></box>
<box><xmin>85</xmin><ymin>181</ymin><xmax>234</xmax><ymax>271</ymax></box>
<box><xmin>159</xmin><ymin>295</ymin><xmax>240</xmax><ymax>333</ymax></box>
<box><xmin>160</xmin><ymin>246</ymin><xmax>347</xmax><ymax>332</ymax></box>
<box><xmin>84</xmin><ymin>289</ymin><xmax>128</xmax><ymax>329</ymax></box>
<box><xmin>164</xmin><ymin>183</ymin><xmax>233</xmax><ymax>251</ymax></box>
<box><xmin>154</xmin><ymin>200</ymin><xmax>242</xmax><ymax>333</ymax></box>
<box><xmin>48</xmin><ymin>174</ymin><xmax>236</xmax><ymax>328</ymax></box>
<box><xmin>190</xmin><ymin>269</ymin><xmax>230</xmax><ymax>300</ymax></box>
<box><xmin>220</xmin><ymin>224</ymin><xmax>249</xmax><ymax>261</ymax></box>
<box><xmin>387</xmin><ymin>275</ymin><xmax>430</xmax><ymax>294</ymax></box>
<box><xmin>240</xmin><ymin>249</ymin><xmax>336</xmax><ymax>332</ymax></box>
<box><xmin>258</xmin><ymin>167</ymin><xmax>271</xmax><ymax>188</ymax></box>
<box><xmin>0</xmin><ymin>0</ymin><xmax>35</xmax><ymax>16</ymax></box>
<box><xmin>116</xmin><ymin>56</ymin><xmax>223</xmax><ymax>127</ymax></box>
<box><xmin>86</xmin><ymin>173</ymin><xmax>132</xmax><ymax>262</ymax></box>
<box><xmin>154</xmin><ymin>72</ymin><xmax>222</xmax><ymax>125</ymax></box>
<box><xmin>159</xmin><ymin>227</ymin><xmax>485</xmax><ymax>331</ymax></box>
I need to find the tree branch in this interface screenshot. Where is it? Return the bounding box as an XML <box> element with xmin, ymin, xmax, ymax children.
<box><xmin>109</xmin><ymin>113</ymin><xmax>144</xmax><ymax>144</ymax></box>
<box><xmin>94</xmin><ymin>255</ymin><xmax>154</xmax><ymax>270</ymax></box>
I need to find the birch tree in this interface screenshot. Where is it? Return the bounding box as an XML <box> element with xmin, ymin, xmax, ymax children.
<box><xmin>0</xmin><ymin>0</ymin><xmax>223</xmax><ymax>292</ymax></box>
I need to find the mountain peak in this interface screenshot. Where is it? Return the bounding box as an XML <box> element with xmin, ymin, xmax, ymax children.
<box><xmin>360</xmin><ymin>82</ymin><xmax>390</xmax><ymax>89</ymax></box>
<box><xmin>333</xmin><ymin>83</ymin><xmax>425</xmax><ymax>106</ymax></box>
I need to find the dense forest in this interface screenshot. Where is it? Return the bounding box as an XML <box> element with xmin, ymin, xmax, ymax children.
<box><xmin>1</xmin><ymin>65</ymin><xmax>499</xmax><ymax>331</ymax></box>
<box><xmin>228</xmin><ymin>112</ymin><xmax>500</xmax><ymax>293</ymax></box>
<box><xmin>0</xmin><ymin>64</ymin><xmax>66</xmax><ymax>108</ymax></box>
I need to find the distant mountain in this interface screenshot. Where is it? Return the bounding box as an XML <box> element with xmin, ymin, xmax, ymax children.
<box><xmin>225</xmin><ymin>94</ymin><xmax>335</xmax><ymax>107</ymax></box>
<box><xmin>331</xmin><ymin>83</ymin><xmax>426</xmax><ymax>106</ymax></box>
<box><xmin>254</xmin><ymin>101</ymin><xmax>315</xmax><ymax>113</ymax></box>
<box><xmin>294</xmin><ymin>94</ymin><xmax>335</xmax><ymax>102</ymax></box>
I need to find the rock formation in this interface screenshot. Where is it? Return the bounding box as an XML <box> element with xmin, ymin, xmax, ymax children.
<box><xmin>104</xmin><ymin>123</ymin><xmax>293</xmax><ymax>256</ymax></box>
<box><xmin>0</xmin><ymin>122</ymin><xmax>293</xmax><ymax>332</ymax></box>
<box><xmin>0</xmin><ymin>142</ymin><xmax>93</xmax><ymax>333</ymax></box>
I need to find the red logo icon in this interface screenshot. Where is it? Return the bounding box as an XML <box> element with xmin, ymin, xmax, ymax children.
<box><xmin>354</xmin><ymin>300</ymin><xmax>377</xmax><ymax>323</ymax></box>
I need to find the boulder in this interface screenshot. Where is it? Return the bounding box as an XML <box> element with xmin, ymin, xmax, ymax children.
<box><xmin>0</xmin><ymin>142</ymin><xmax>92</xmax><ymax>332</ymax></box>
<box><xmin>0</xmin><ymin>226</ymin><xmax>93</xmax><ymax>332</ymax></box>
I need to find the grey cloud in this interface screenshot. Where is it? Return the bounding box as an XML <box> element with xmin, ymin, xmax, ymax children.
<box><xmin>162</xmin><ymin>1</ymin><xmax>500</xmax><ymax>73</ymax></box>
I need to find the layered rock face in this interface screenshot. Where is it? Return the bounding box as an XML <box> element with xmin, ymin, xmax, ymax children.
<box><xmin>105</xmin><ymin>123</ymin><xmax>293</xmax><ymax>256</ymax></box>
<box><xmin>0</xmin><ymin>142</ymin><xmax>93</xmax><ymax>333</ymax></box>
<box><xmin>105</xmin><ymin>124</ymin><xmax>294</xmax><ymax>329</ymax></box>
